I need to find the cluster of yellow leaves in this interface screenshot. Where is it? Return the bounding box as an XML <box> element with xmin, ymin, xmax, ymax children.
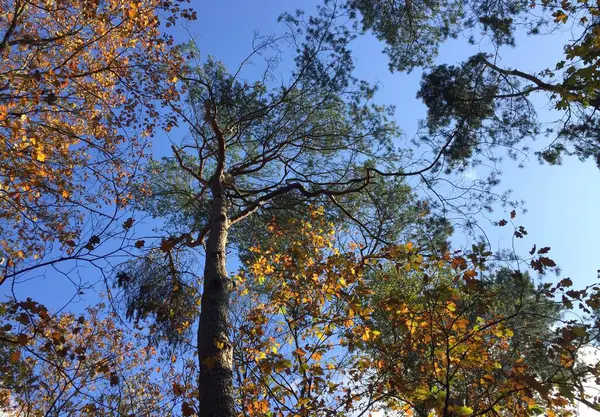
<box><xmin>0</xmin><ymin>0</ymin><xmax>192</xmax><ymax>263</ymax></box>
<box><xmin>231</xmin><ymin>209</ymin><xmax>598</xmax><ymax>417</ymax></box>
<box><xmin>234</xmin><ymin>208</ymin><xmax>377</xmax><ymax>416</ymax></box>
<box><xmin>368</xmin><ymin>258</ymin><xmax>600</xmax><ymax>417</ymax></box>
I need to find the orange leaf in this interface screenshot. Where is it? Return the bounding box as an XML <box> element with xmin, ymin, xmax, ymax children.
<box><xmin>9</xmin><ymin>350</ymin><xmax>21</xmax><ymax>363</ymax></box>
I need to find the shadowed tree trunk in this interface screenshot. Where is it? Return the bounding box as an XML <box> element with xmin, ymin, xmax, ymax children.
<box><xmin>198</xmin><ymin>177</ymin><xmax>235</xmax><ymax>417</ymax></box>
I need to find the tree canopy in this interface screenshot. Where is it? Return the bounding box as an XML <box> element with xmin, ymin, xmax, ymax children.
<box><xmin>0</xmin><ymin>0</ymin><xmax>191</xmax><ymax>269</ymax></box>
<box><xmin>2</xmin><ymin>1</ymin><xmax>600</xmax><ymax>417</ymax></box>
<box><xmin>349</xmin><ymin>0</ymin><xmax>600</xmax><ymax>166</ymax></box>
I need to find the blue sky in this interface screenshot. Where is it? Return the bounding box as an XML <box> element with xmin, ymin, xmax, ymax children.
<box><xmin>5</xmin><ymin>0</ymin><xmax>600</xmax><ymax>314</ymax></box>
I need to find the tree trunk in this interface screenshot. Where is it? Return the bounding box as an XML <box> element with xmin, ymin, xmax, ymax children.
<box><xmin>197</xmin><ymin>179</ymin><xmax>235</xmax><ymax>417</ymax></box>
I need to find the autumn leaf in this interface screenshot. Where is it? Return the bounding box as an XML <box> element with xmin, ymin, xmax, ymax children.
<box><xmin>122</xmin><ymin>218</ymin><xmax>134</xmax><ymax>229</ymax></box>
<box><xmin>35</xmin><ymin>150</ymin><xmax>48</xmax><ymax>162</ymax></box>
<box><xmin>9</xmin><ymin>350</ymin><xmax>21</xmax><ymax>363</ymax></box>
<box><xmin>182</xmin><ymin>402</ymin><xmax>194</xmax><ymax>417</ymax></box>
<box><xmin>553</xmin><ymin>10</ymin><xmax>568</xmax><ymax>23</ymax></box>
<box><xmin>109</xmin><ymin>372</ymin><xmax>119</xmax><ymax>386</ymax></box>
<box><xmin>540</xmin><ymin>256</ymin><xmax>557</xmax><ymax>268</ymax></box>
<box><xmin>559</xmin><ymin>278</ymin><xmax>573</xmax><ymax>287</ymax></box>
<box><xmin>464</xmin><ymin>269</ymin><xmax>477</xmax><ymax>280</ymax></box>
<box><xmin>160</xmin><ymin>239</ymin><xmax>175</xmax><ymax>252</ymax></box>
<box><xmin>84</xmin><ymin>235</ymin><xmax>101</xmax><ymax>251</ymax></box>
<box><xmin>17</xmin><ymin>333</ymin><xmax>28</xmax><ymax>346</ymax></box>
<box><xmin>259</xmin><ymin>360</ymin><xmax>273</xmax><ymax>375</ymax></box>
<box><xmin>294</xmin><ymin>347</ymin><xmax>307</xmax><ymax>357</ymax></box>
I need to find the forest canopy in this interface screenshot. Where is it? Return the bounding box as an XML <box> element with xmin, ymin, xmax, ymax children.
<box><xmin>1</xmin><ymin>1</ymin><xmax>600</xmax><ymax>417</ymax></box>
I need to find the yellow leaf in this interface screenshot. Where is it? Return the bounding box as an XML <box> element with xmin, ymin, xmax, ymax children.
<box><xmin>554</xmin><ymin>11</ymin><xmax>568</xmax><ymax>23</ymax></box>
<box><xmin>36</xmin><ymin>151</ymin><xmax>47</xmax><ymax>162</ymax></box>
<box><xmin>127</xmin><ymin>3</ymin><xmax>137</xmax><ymax>19</ymax></box>
<box><xmin>454</xmin><ymin>318</ymin><xmax>470</xmax><ymax>330</ymax></box>
<box><xmin>361</xmin><ymin>328</ymin><xmax>371</xmax><ymax>342</ymax></box>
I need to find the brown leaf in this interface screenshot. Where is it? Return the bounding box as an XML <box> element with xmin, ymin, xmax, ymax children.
<box><xmin>109</xmin><ymin>372</ymin><xmax>119</xmax><ymax>386</ymax></box>
<box><xmin>182</xmin><ymin>402</ymin><xmax>194</xmax><ymax>417</ymax></box>
<box><xmin>540</xmin><ymin>257</ymin><xmax>556</xmax><ymax>268</ymax></box>
<box><xmin>559</xmin><ymin>278</ymin><xmax>573</xmax><ymax>288</ymax></box>
<box><xmin>463</xmin><ymin>269</ymin><xmax>477</xmax><ymax>280</ymax></box>
<box><xmin>122</xmin><ymin>218</ymin><xmax>134</xmax><ymax>229</ymax></box>
<box><xmin>9</xmin><ymin>350</ymin><xmax>21</xmax><ymax>363</ymax></box>
<box><xmin>17</xmin><ymin>333</ymin><xmax>28</xmax><ymax>346</ymax></box>
<box><xmin>160</xmin><ymin>239</ymin><xmax>175</xmax><ymax>252</ymax></box>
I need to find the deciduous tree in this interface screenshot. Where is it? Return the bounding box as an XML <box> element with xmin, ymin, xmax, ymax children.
<box><xmin>0</xmin><ymin>0</ymin><xmax>193</xmax><ymax>276</ymax></box>
<box><xmin>0</xmin><ymin>298</ymin><xmax>190</xmax><ymax>416</ymax></box>
<box><xmin>233</xmin><ymin>212</ymin><xmax>600</xmax><ymax>416</ymax></box>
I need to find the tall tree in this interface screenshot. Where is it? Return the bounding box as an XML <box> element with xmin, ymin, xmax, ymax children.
<box><xmin>120</xmin><ymin>5</ymin><xmax>487</xmax><ymax>415</ymax></box>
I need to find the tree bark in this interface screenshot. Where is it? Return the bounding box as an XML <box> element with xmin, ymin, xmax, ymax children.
<box><xmin>197</xmin><ymin>178</ymin><xmax>235</xmax><ymax>417</ymax></box>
